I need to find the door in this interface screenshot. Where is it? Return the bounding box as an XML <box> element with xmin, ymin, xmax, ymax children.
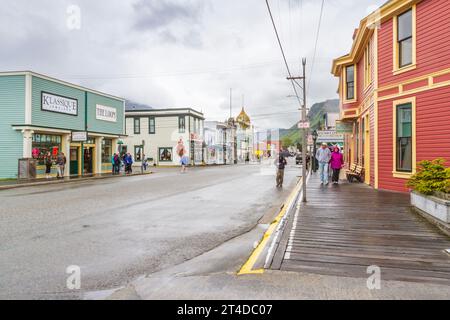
<box><xmin>70</xmin><ymin>147</ymin><xmax>79</xmax><ymax>176</ymax></box>
<box><xmin>84</xmin><ymin>147</ymin><xmax>94</xmax><ymax>175</ymax></box>
<box><xmin>364</xmin><ymin>115</ymin><xmax>371</xmax><ymax>184</ymax></box>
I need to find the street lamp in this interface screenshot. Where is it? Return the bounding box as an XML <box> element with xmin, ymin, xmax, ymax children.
<box><xmin>312</xmin><ymin>130</ymin><xmax>318</xmax><ymax>173</ymax></box>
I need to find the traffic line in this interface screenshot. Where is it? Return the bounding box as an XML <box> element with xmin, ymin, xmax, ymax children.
<box><xmin>237</xmin><ymin>178</ymin><xmax>303</xmax><ymax>275</ymax></box>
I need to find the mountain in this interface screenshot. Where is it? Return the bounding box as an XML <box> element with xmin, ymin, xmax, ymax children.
<box><xmin>280</xmin><ymin>99</ymin><xmax>339</xmax><ymax>146</ymax></box>
<box><xmin>125</xmin><ymin>100</ymin><xmax>154</xmax><ymax>111</ymax></box>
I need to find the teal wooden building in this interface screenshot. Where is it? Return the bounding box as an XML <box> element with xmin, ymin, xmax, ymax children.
<box><xmin>0</xmin><ymin>71</ymin><xmax>125</xmax><ymax>179</ymax></box>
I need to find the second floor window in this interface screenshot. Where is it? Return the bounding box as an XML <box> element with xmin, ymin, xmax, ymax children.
<box><xmin>364</xmin><ymin>42</ymin><xmax>372</xmax><ymax>87</ymax></box>
<box><xmin>134</xmin><ymin>117</ymin><xmax>140</xmax><ymax>134</ymax></box>
<box><xmin>397</xmin><ymin>9</ymin><xmax>413</xmax><ymax>68</ymax></box>
<box><xmin>179</xmin><ymin>116</ymin><xmax>186</xmax><ymax>133</ymax></box>
<box><xmin>149</xmin><ymin>117</ymin><xmax>155</xmax><ymax>134</ymax></box>
<box><xmin>345</xmin><ymin>65</ymin><xmax>355</xmax><ymax>100</ymax></box>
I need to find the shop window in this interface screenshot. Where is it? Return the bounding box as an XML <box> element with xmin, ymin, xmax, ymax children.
<box><xmin>102</xmin><ymin>139</ymin><xmax>112</xmax><ymax>163</ymax></box>
<box><xmin>134</xmin><ymin>117</ymin><xmax>141</xmax><ymax>134</ymax></box>
<box><xmin>179</xmin><ymin>116</ymin><xmax>186</xmax><ymax>133</ymax></box>
<box><xmin>396</xmin><ymin>103</ymin><xmax>413</xmax><ymax>172</ymax></box>
<box><xmin>149</xmin><ymin>117</ymin><xmax>155</xmax><ymax>134</ymax></box>
<box><xmin>32</xmin><ymin>134</ymin><xmax>62</xmax><ymax>165</ymax></box>
<box><xmin>345</xmin><ymin>65</ymin><xmax>355</xmax><ymax>101</ymax></box>
<box><xmin>159</xmin><ymin>147</ymin><xmax>173</xmax><ymax>162</ymax></box>
<box><xmin>134</xmin><ymin>145</ymin><xmax>143</xmax><ymax>162</ymax></box>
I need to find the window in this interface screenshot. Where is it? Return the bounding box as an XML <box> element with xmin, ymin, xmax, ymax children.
<box><xmin>32</xmin><ymin>134</ymin><xmax>62</xmax><ymax>165</ymax></box>
<box><xmin>148</xmin><ymin>117</ymin><xmax>155</xmax><ymax>134</ymax></box>
<box><xmin>134</xmin><ymin>117</ymin><xmax>140</xmax><ymax>134</ymax></box>
<box><xmin>134</xmin><ymin>145</ymin><xmax>143</xmax><ymax>162</ymax></box>
<box><xmin>364</xmin><ymin>42</ymin><xmax>372</xmax><ymax>87</ymax></box>
<box><xmin>179</xmin><ymin>116</ymin><xmax>186</xmax><ymax>133</ymax></box>
<box><xmin>397</xmin><ymin>9</ymin><xmax>413</xmax><ymax>68</ymax></box>
<box><xmin>159</xmin><ymin>147</ymin><xmax>173</xmax><ymax>162</ymax></box>
<box><xmin>101</xmin><ymin>139</ymin><xmax>112</xmax><ymax>163</ymax></box>
<box><xmin>345</xmin><ymin>65</ymin><xmax>355</xmax><ymax>100</ymax></box>
<box><xmin>396</xmin><ymin>103</ymin><xmax>413</xmax><ymax>172</ymax></box>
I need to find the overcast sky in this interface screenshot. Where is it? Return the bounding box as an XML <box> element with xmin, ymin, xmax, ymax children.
<box><xmin>0</xmin><ymin>0</ymin><xmax>385</xmax><ymax>129</ymax></box>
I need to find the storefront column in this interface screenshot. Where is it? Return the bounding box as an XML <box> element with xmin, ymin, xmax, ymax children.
<box><xmin>112</xmin><ymin>138</ymin><xmax>118</xmax><ymax>155</ymax></box>
<box><xmin>22</xmin><ymin>130</ymin><xmax>34</xmax><ymax>158</ymax></box>
<box><xmin>95</xmin><ymin>137</ymin><xmax>103</xmax><ymax>175</ymax></box>
<box><xmin>62</xmin><ymin>134</ymin><xmax>71</xmax><ymax>177</ymax></box>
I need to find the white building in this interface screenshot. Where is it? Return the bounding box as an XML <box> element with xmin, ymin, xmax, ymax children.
<box><xmin>235</xmin><ymin>108</ymin><xmax>255</xmax><ymax>163</ymax></box>
<box><xmin>122</xmin><ymin>107</ymin><xmax>204</xmax><ymax>166</ymax></box>
<box><xmin>204</xmin><ymin>121</ymin><xmax>234</xmax><ymax>165</ymax></box>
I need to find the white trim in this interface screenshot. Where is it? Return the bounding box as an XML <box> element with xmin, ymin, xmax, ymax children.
<box><xmin>0</xmin><ymin>71</ymin><xmax>125</xmax><ymax>102</ymax></box>
<box><xmin>12</xmin><ymin>126</ymin><xmax>72</xmax><ymax>134</ymax></box>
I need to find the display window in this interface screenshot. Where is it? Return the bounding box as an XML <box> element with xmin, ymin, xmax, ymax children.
<box><xmin>102</xmin><ymin>139</ymin><xmax>113</xmax><ymax>163</ymax></box>
<box><xmin>32</xmin><ymin>134</ymin><xmax>62</xmax><ymax>165</ymax></box>
<box><xmin>159</xmin><ymin>147</ymin><xmax>173</xmax><ymax>162</ymax></box>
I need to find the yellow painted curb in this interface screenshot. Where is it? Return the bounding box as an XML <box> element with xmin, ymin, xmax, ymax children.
<box><xmin>237</xmin><ymin>179</ymin><xmax>302</xmax><ymax>275</ymax></box>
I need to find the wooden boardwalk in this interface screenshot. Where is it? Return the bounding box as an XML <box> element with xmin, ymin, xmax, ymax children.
<box><xmin>271</xmin><ymin>173</ymin><xmax>450</xmax><ymax>285</ymax></box>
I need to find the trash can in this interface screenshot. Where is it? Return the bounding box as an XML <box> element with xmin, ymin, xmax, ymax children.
<box><xmin>18</xmin><ymin>158</ymin><xmax>37</xmax><ymax>180</ymax></box>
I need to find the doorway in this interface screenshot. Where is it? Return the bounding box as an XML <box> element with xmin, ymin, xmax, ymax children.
<box><xmin>364</xmin><ymin>114</ymin><xmax>371</xmax><ymax>184</ymax></box>
<box><xmin>70</xmin><ymin>147</ymin><xmax>79</xmax><ymax>176</ymax></box>
<box><xmin>84</xmin><ymin>147</ymin><xmax>94</xmax><ymax>175</ymax></box>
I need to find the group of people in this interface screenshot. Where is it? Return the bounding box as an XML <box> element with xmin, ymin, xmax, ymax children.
<box><xmin>112</xmin><ymin>152</ymin><xmax>135</xmax><ymax>175</ymax></box>
<box><xmin>44</xmin><ymin>152</ymin><xmax>67</xmax><ymax>179</ymax></box>
<box><xmin>315</xmin><ymin>143</ymin><xmax>344</xmax><ymax>186</ymax></box>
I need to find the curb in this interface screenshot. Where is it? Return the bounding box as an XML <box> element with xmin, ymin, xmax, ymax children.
<box><xmin>0</xmin><ymin>172</ymin><xmax>154</xmax><ymax>191</ymax></box>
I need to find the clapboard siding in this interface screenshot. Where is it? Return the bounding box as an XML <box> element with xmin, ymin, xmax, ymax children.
<box><xmin>0</xmin><ymin>75</ymin><xmax>25</xmax><ymax>178</ymax></box>
<box><xmin>87</xmin><ymin>92</ymin><xmax>124</xmax><ymax>135</ymax></box>
<box><xmin>379</xmin><ymin>0</ymin><xmax>450</xmax><ymax>87</ymax></box>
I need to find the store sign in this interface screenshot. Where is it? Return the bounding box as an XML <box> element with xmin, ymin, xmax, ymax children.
<box><xmin>71</xmin><ymin>131</ymin><xmax>88</xmax><ymax>142</ymax></box>
<box><xmin>336</xmin><ymin>120</ymin><xmax>353</xmax><ymax>134</ymax></box>
<box><xmin>298</xmin><ymin>121</ymin><xmax>310</xmax><ymax>129</ymax></box>
<box><xmin>42</xmin><ymin>92</ymin><xmax>78</xmax><ymax>116</ymax></box>
<box><xmin>96</xmin><ymin>104</ymin><xmax>117</xmax><ymax>122</ymax></box>
<box><xmin>317</xmin><ymin>130</ymin><xmax>344</xmax><ymax>143</ymax></box>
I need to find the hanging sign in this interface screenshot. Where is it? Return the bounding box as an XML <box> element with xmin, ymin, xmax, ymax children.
<box><xmin>336</xmin><ymin>120</ymin><xmax>353</xmax><ymax>134</ymax></box>
<box><xmin>71</xmin><ymin>131</ymin><xmax>88</xmax><ymax>142</ymax></box>
<box><xmin>42</xmin><ymin>92</ymin><xmax>78</xmax><ymax>116</ymax></box>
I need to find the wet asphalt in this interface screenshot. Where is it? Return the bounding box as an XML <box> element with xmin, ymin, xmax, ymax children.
<box><xmin>0</xmin><ymin>162</ymin><xmax>299</xmax><ymax>299</ymax></box>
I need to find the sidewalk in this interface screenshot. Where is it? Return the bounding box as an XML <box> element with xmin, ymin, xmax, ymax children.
<box><xmin>270</xmin><ymin>172</ymin><xmax>450</xmax><ymax>285</ymax></box>
<box><xmin>0</xmin><ymin>170</ymin><xmax>153</xmax><ymax>190</ymax></box>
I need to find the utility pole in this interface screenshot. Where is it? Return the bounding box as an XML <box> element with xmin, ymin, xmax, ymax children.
<box><xmin>287</xmin><ymin>58</ymin><xmax>308</xmax><ymax>203</ymax></box>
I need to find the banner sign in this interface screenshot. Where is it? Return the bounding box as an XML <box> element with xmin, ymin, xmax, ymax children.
<box><xmin>42</xmin><ymin>92</ymin><xmax>78</xmax><ymax>116</ymax></box>
<box><xmin>96</xmin><ymin>104</ymin><xmax>117</xmax><ymax>122</ymax></box>
<box><xmin>336</xmin><ymin>120</ymin><xmax>354</xmax><ymax>134</ymax></box>
<box><xmin>317</xmin><ymin>130</ymin><xmax>344</xmax><ymax>143</ymax></box>
<box><xmin>71</xmin><ymin>131</ymin><xmax>88</xmax><ymax>142</ymax></box>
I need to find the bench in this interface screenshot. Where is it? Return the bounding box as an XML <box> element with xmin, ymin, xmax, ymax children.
<box><xmin>346</xmin><ymin>164</ymin><xmax>364</xmax><ymax>183</ymax></box>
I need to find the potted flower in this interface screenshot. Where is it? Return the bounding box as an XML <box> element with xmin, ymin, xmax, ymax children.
<box><xmin>407</xmin><ymin>158</ymin><xmax>450</xmax><ymax>225</ymax></box>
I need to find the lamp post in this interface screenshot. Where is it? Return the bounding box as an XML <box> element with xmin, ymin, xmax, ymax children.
<box><xmin>312</xmin><ymin>129</ymin><xmax>318</xmax><ymax>172</ymax></box>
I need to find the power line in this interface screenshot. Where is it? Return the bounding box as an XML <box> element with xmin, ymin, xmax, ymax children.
<box><xmin>265</xmin><ymin>0</ymin><xmax>303</xmax><ymax>108</ymax></box>
<box><xmin>308</xmin><ymin>0</ymin><xmax>325</xmax><ymax>90</ymax></box>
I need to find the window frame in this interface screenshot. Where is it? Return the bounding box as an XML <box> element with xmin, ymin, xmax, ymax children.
<box><xmin>392</xmin><ymin>97</ymin><xmax>416</xmax><ymax>178</ymax></box>
<box><xmin>393</xmin><ymin>6</ymin><xmax>417</xmax><ymax>74</ymax></box>
<box><xmin>134</xmin><ymin>145</ymin><xmax>143</xmax><ymax>162</ymax></box>
<box><xmin>179</xmin><ymin>116</ymin><xmax>186</xmax><ymax>133</ymax></box>
<box><xmin>344</xmin><ymin>64</ymin><xmax>357</xmax><ymax>102</ymax></box>
<box><xmin>133</xmin><ymin>117</ymin><xmax>141</xmax><ymax>135</ymax></box>
<box><xmin>148</xmin><ymin>116</ymin><xmax>155</xmax><ymax>134</ymax></box>
<box><xmin>364</xmin><ymin>41</ymin><xmax>372</xmax><ymax>88</ymax></box>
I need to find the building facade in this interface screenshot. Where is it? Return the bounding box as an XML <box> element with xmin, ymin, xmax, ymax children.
<box><xmin>123</xmin><ymin>108</ymin><xmax>204</xmax><ymax>166</ymax></box>
<box><xmin>332</xmin><ymin>0</ymin><xmax>450</xmax><ymax>192</ymax></box>
<box><xmin>204</xmin><ymin>121</ymin><xmax>234</xmax><ymax>165</ymax></box>
<box><xmin>0</xmin><ymin>71</ymin><xmax>125</xmax><ymax>179</ymax></box>
<box><xmin>235</xmin><ymin>108</ymin><xmax>255</xmax><ymax>163</ymax></box>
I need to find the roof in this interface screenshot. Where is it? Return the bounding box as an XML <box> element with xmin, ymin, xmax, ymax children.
<box><xmin>0</xmin><ymin>70</ymin><xmax>126</xmax><ymax>102</ymax></box>
<box><xmin>331</xmin><ymin>0</ymin><xmax>421</xmax><ymax>76</ymax></box>
<box><xmin>236</xmin><ymin>107</ymin><xmax>251</xmax><ymax>129</ymax></box>
<box><xmin>125</xmin><ymin>107</ymin><xmax>205</xmax><ymax>119</ymax></box>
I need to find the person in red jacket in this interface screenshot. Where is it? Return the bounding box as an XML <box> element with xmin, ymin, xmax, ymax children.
<box><xmin>330</xmin><ymin>146</ymin><xmax>344</xmax><ymax>185</ymax></box>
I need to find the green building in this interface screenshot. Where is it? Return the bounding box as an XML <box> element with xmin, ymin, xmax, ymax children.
<box><xmin>0</xmin><ymin>71</ymin><xmax>125</xmax><ymax>179</ymax></box>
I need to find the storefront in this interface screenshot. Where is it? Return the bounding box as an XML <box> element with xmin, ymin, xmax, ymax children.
<box><xmin>0</xmin><ymin>71</ymin><xmax>125</xmax><ymax>179</ymax></box>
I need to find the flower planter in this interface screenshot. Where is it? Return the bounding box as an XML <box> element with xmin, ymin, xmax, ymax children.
<box><xmin>410</xmin><ymin>191</ymin><xmax>450</xmax><ymax>223</ymax></box>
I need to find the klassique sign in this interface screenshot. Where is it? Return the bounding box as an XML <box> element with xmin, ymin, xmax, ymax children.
<box><xmin>96</xmin><ymin>104</ymin><xmax>117</xmax><ymax>122</ymax></box>
<box><xmin>42</xmin><ymin>92</ymin><xmax>78</xmax><ymax>116</ymax></box>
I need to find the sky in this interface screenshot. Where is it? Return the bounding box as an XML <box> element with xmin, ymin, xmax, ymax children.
<box><xmin>0</xmin><ymin>0</ymin><xmax>386</xmax><ymax>129</ymax></box>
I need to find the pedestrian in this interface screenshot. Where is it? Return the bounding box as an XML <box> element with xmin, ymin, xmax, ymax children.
<box><xmin>275</xmin><ymin>152</ymin><xmax>287</xmax><ymax>188</ymax></box>
<box><xmin>45</xmin><ymin>152</ymin><xmax>53</xmax><ymax>179</ymax></box>
<box><xmin>56</xmin><ymin>152</ymin><xmax>67</xmax><ymax>179</ymax></box>
<box><xmin>112</xmin><ymin>153</ymin><xmax>119</xmax><ymax>175</ymax></box>
<box><xmin>125</xmin><ymin>153</ymin><xmax>133</xmax><ymax>174</ymax></box>
<box><xmin>316</xmin><ymin>143</ymin><xmax>332</xmax><ymax>185</ymax></box>
<box><xmin>330</xmin><ymin>146</ymin><xmax>344</xmax><ymax>185</ymax></box>
<box><xmin>141</xmin><ymin>154</ymin><xmax>148</xmax><ymax>172</ymax></box>
<box><xmin>180</xmin><ymin>152</ymin><xmax>189</xmax><ymax>173</ymax></box>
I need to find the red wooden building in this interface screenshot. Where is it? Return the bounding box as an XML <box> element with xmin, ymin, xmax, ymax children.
<box><xmin>332</xmin><ymin>0</ymin><xmax>450</xmax><ymax>192</ymax></box>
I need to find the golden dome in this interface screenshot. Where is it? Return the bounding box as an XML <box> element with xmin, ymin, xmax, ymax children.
<box><xmin>236</xmin><ymin>107</ymin><xmax>251</xmax><ymax>129</ymax></box>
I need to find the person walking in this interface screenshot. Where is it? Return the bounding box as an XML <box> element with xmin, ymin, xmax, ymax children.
<box><xmin>330</xmin><ymin>146</ymin><xmax>344</xmax><ymax>184</ymax></box>
<box><xmin>56</xmin><ymin>152</ymin><xmax>66</xmax><ymax>179</ymax></box>
<box><xmin>112</xmin><ymin>153</ymin><xmax>119</xmax><ymax>175</ymax></box>
<box><xmin>316</xmin><ymin>143</ymin><xmax>332</xmax><ymax>185</ymax></box>
<box><xmin>125</xmin><ymin>153</ymin><xmax>133</xmax><ymax>174</ymax></box>
<box><xmin>44</xmin><ymin>152</ymin><xmax>53</xmax><ymax>179</ymax></box>
<box><xmin>275</xmin><ymin>153</ymin><xmax>287</xmax><ymax>188</ymax></box>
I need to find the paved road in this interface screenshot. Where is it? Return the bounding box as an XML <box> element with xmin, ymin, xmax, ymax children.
<box><xmin>0</xmin><ymin>162</ymin><xmax>299</xmax><ymax>299</ymax></box>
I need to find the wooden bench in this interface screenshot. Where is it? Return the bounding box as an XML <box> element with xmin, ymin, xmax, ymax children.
<box><xmin>346</xmin><ymin>164</ymin><xmax>364</xmax><ymax>183</ymax></box>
